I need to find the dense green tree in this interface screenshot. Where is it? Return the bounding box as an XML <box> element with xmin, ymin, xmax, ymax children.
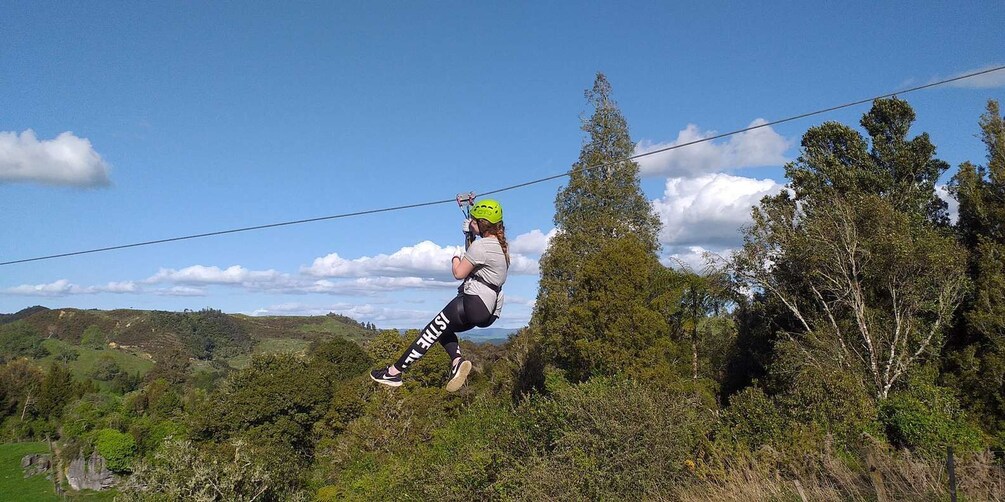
<box><xmin>945</xmin><ymin>100</ymin><xmax>1005</xmax><ymax>440</ymax></box>
<box><xmin>91</xmin><ymin>354</ymin><xmax>124</xmax><ymax>381</ymax></box>
<box><xmin>80</xmin><ymin>325</ymin><xmax>106</xmax><ymax>349</ymax></box>
<box><xmin>531</xmin><ymin>73</ymin><xmax>665</xmax><ymax>380</ymax></box>
<box><xmin>0</xmin><ymin>321</ymin><xmax>49</xmax><ymax>362</ymax></box>
<box><xmin>0</xmin><ymin>359</ymin><xmax>44</xmax><ymax>422</ymax></box>
<box><xmin>95</xmin><ymin>427</ymin><xmax>137</xmax><ymax>472</ymax></box>
<box><xmin>735</xmin><ymin>98</ymin><xmax>966</xmax><ymax>401</ymax></box>
<box><xmin>35</xmin><ymin>363</ymin><xmax>77</xmax><ymax>419</ymax></box>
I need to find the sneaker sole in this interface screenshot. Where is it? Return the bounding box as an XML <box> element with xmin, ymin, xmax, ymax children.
<box><xmin>370</xmin><ymin>373</ymin><xmax>402</xmax><ymax>388</ymax></box>
<box><xmin>445</xmin><ymin>360</ymin><xmax>472</xmax><ymax>392</ymax></box>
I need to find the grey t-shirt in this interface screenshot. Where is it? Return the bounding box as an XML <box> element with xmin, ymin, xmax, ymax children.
<box><xmin>461</xmin><ymin>236</ymin><xmax>508</xmax><ymax>317</ymax></box>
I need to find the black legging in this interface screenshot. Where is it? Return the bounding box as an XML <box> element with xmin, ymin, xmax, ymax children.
<box><xmin>395</xmin><ymin>293</ymin><xmax>495</xmax><ymax>371</ymax></box>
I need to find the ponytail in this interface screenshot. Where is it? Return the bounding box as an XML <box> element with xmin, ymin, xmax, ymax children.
<box><xmin>476</xmin><ymin>219</ymin><xmax>510</xmax><ymax>267</ymax></box>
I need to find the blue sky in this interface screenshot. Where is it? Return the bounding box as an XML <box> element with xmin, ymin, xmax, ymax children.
<box><xmin>2</xmin><ymin>1</ymin><xmax>1004</xmax><ymax>329</ymax></box>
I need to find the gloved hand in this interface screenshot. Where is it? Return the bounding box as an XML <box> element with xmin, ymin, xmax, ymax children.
<box><xmin>461</xmin><ymin>218</ymin><xmax>474</xmax><ymax>235</ymax></box>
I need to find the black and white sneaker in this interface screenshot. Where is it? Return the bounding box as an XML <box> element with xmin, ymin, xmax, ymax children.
<box><xmin>445</xmin><ymin>359</ymin><xmax>472</xmax><ymax>392</ymax></box>
<box><xmin>370</xmin><ymin>368</ymin><xmax>402</xmax><ymax>387</ymax></box>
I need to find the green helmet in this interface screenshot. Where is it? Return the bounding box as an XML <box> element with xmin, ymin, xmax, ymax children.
<box><xmin>470</xmin><ymin>199</ymin><xmax>503</xmax><ymax>224</ymax></box>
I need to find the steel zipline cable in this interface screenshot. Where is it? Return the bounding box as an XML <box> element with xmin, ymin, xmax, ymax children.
<box><xmin>3</xmin><ymin>65</ymin><xmax>1004</xmax><ymax>267</ymax></box>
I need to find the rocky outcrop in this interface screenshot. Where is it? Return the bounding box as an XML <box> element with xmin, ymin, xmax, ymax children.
<box><xmin>21</xmin><ymin>454</ymin><xmax>51</xmax><ymax>477</ymax></box>
<box><xmin>65</xmin><ymin>452</ymin><xmax>116</xmax><ymax>491</ymax></box>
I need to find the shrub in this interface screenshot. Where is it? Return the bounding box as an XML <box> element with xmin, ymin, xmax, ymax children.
<box><xmin>717</xmin><ymin>386</ymin><xmax>785</xmax><ymax>451</ymax></box>
<box><xmin>95</xmin><ymin>428</ymin><xmax>137</xmax><ymax>472</ymax></box>
<box><xmin>499</xmin><ymin>378</ymin><xmax>717</xmax><ymax>499</ymax></box>
<box><xmin>880</xmin><ymin>383</ymin><xmax>986</xmax><ymax>458</ymax></box>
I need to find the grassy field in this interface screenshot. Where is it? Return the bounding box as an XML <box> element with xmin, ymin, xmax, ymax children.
<box><xmin>0</xmin><ymin>442</ymin><xmax>55</xmax><ymax>502</ymax></box>
<box><xmin>0</xmin><ymin>443</ymin><xmax>119</xmax><ymax>502</ymax></box>
<box><xmin>38</xmin><ymin>339</ymin><xmax>155</xmax><ymax>385</ymax></box>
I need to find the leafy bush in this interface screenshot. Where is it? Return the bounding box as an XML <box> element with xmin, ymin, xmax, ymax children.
<box><xmin>717</xmin><ymin>386</ymin><xmax>785</xmax><ymax>451</ymax></box>
<box><xmin>499</xmin><ymin>378</ymin><xmax>716</xmax><ymax>499</ymax></box>
<box><xmin>119</xmin><ymin>439</ymin><xmax>307</xmax><ymax>501</ymax></box>
<box><xmin>880</xmin><ymin>383</ymin><xmax>986</xmax><ymax>458</ymax></box>
<box><xmin>95</xmin><ymin>427</ymin><xmax>137</xmax><ymax>472</ymax></box>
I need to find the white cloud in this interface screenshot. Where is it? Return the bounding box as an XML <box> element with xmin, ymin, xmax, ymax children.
<box><xmin>303</xmin><ymin>277</ymin><xmax>457</xmax><ymax>295</ymax></box>
<box><xmin>102</xmin><ymin>281</ymin><xmax>138</xmax><ymax>293</ymax></box>
<box><xmin>942</xmin><ymin>65</ymin><xmax>1005</xmax><ymax>89</ymax></box>
<box><xmin>0</xmin><ymin>130</ymin><xmax>111</xmax><ymax>187</ymax></box>
<box><xmin>304</xmin><ymin>240</ymin><xmax>462</xmax><ymax>279</ymax></box>
<box><xmin>635</xmin><ymin>119</ymin><xmax>791</xmax><ymax>177</ymax></box>
<box><xmin>305</xmin><ymin>239</ymin><xmax>542</xmax><ymax>278</ymax></box>
<box><xmin>147</xmin><ymin>265</ymin><xmax>286</xmax><ymax>286</ymax></box>
<box><xmin>510</xmin><ymin>228</ymin><xmax>557</xmax><ymax>255</ymax></box>
<box><xmin>652</xmin><ymin>173</ymin><xmax>785</xmax><ymax>248</ymax></box>
<box><xmin>152</xmin><ymin>286</ymin><xmax>207</xmax><ymax>297</ymax></box>
<box><xmin>2</xmin><ymin>279</ymin><xmax>85</xmax><ymax>297</ymax></box>
<box><xmin>1</xmin><ymin>279</ymin><xmax>139</xmax><ymax>297</ymax></box>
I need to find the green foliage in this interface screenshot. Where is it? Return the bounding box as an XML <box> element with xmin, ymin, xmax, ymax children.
<box><xmin>89</xmin><ymin>355</ymin><xmax>123</xmax><ymax>381</ymax></box>
<box><xmin>771</xmin><ymin>339</ymin><xmax>879</xmax><ymax>447</ymax></box>
<box><xmin>95</xmin><ymin>428</ymin><xmax>137</xmax><ymax>473</ymax></box>
<box><xmin>558</xmin><ymin>236</ymin><xmax>672</xmax><ymax>380</ymax></box>
<box><xmin>879</xmin><ymin>380</ymin><xmax>985</xmax><ymax>458</ymax></box>
<box><xmin>0</xmin><ymin>305</ymin><xmax>49</xmax><ymax>325</ymax></box>
<box><xmin>0</xmin><ymin>359</ymin><xmax>44</xmax><ymax>423</ymax></box>
<box><xmin>37</xmin><ymin>339</ymin><xmax>154</xmax><ymax>391</ymax></box>
<box><xmin>80</xmin><ymin>325</ymin><xmax>106</xmax><ymax>350</ymax></box>
<box><xmin>152</xmin><ymin>309</ymin><xmax>252</xmax><ymax>360</ymax></box>
<box><xmin>0</xmin><ymin>321</ymin><xmax>49</xmax><ymax>362</ymax></box>
<box><xmin>119</xmin><ymin>439</ymin><xmax>301</xmax><ymax>501</ymax></box>
<box><xmin>499</xmin><ymin>378</ymin><xmax>716</xmax><ymax>499</ymax></box>
<box><xmin>35</xmin><ymin>363</ymin><xmax>78</xmax><ymax>419</ymax></box>
<box><xmin>945</xmin><ymin>99</ymin><xmax>1005</xmax><ymax>441</ymax></box>
<box><xmin>736</xmin><ymin>98</ymin><xmax>966</xmax><ymax>403</ymax></box>
<box><xmin>51</xmin><ymin>344</ymin><xmax>79</xmax><ymax>363</ymax></box>
<box><xmin>532</xmin><ymin>73</ymin><xmax>667</xmax><ymax>382</ymax></box>
<box><xmin>716</xmin><ymin>386</ymin><xmax>785</xmax><ymax>451</ymax></box>
<box><xmin>61</xmin><ymin>393</ymin><xmax>125</xmax><ymax>439</ymax></box>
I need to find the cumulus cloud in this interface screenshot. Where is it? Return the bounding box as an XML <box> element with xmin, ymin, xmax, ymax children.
<box><xmin>147</xmin><ymin>265</ymin><xmax>287</xmax><ymax>286</ymax></box>
<box><xmin>304</xmin><ymin>241</ymin><xmax>462</xmax><ymax>279</ymax></box>
<box><xmin>941</xmin><ymin>65</ymin><xmax>1005</xmax><ymax>89</ymax></box>
<box><xmin>0</xmin><ymin>130</ymin><xmax>111</xmax><ymax>187</ymax></box>
<box><xmin>152</xmin><ymin>286</ymin><xmax>206</xmax><ymax>297</ymax></box>
<box><xmin>305</xmin><ymin>238</ymin><xmax>543</xmax><ymax>278</ymax></box>
<box><xmin>303</xmin><ymin>277</ymin><xmax>457</xmax><ymax>295</ymax></box>
<box><xmin>510</xmin><ymin>228</ymin><xmax>556</xmax><ymax>255</ymax></box>
<box><xmin>2</xmin><ymin>279</ymin><xmax>138</xmax><ymax>297</ymax></box>
<box><xmin>652</xmin><ymin>173</ymin><xmax>785</xmax><ymax>248</ymax></box>
<box><xmin>634</xmin><ymin>119</ymin><xmax>791</xmax><ymax>177</ymax></box>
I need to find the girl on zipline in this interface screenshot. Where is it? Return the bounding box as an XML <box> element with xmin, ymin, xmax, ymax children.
<box><xmin>370</xmin><ymin>199</ymin><xmax>509</xmax><ymax>392</ymax></box>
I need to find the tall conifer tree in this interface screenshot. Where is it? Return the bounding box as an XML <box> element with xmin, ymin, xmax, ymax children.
<box><xmin>946</xmin><ymin>100</ymin><xmax>1005</xmax><ymax>435</ymax></box>
<box><xmin>530</xmin><ymin>73</ymin><xmax>664</xmax><ymax>380</ymax></box>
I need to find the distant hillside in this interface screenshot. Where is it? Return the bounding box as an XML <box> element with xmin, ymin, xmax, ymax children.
<box><xmin>0</xmin><ymin>306</ymin><xmax>379</xmax><ymax>367</ymax></box>
<box><xmin>0</xmin><ymin>305</ymin><xmax>48</xmax><ymax>324</ymax></box>
<box><xmin>397</xmin><ymin>326</ymin><xmax>518</xmax><ymax>345</ymax></box>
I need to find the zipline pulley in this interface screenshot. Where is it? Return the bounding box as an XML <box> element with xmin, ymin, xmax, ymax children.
<box><xmin>456</xmin><ymin>192</ymin><xmax>477</xmax><ymax>249</ymax></box>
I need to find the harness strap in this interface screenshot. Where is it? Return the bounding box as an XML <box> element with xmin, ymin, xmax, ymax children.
<box><xmin>469</xmin><ymin>274</ymin><xmax>502</xmax><ymax>294</ymax></box>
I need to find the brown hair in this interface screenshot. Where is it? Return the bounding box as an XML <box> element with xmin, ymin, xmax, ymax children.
<box><xmin>476</xmin><ymin>219</ymin><xmax>510</xmax><ymax>267</ymax></box>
